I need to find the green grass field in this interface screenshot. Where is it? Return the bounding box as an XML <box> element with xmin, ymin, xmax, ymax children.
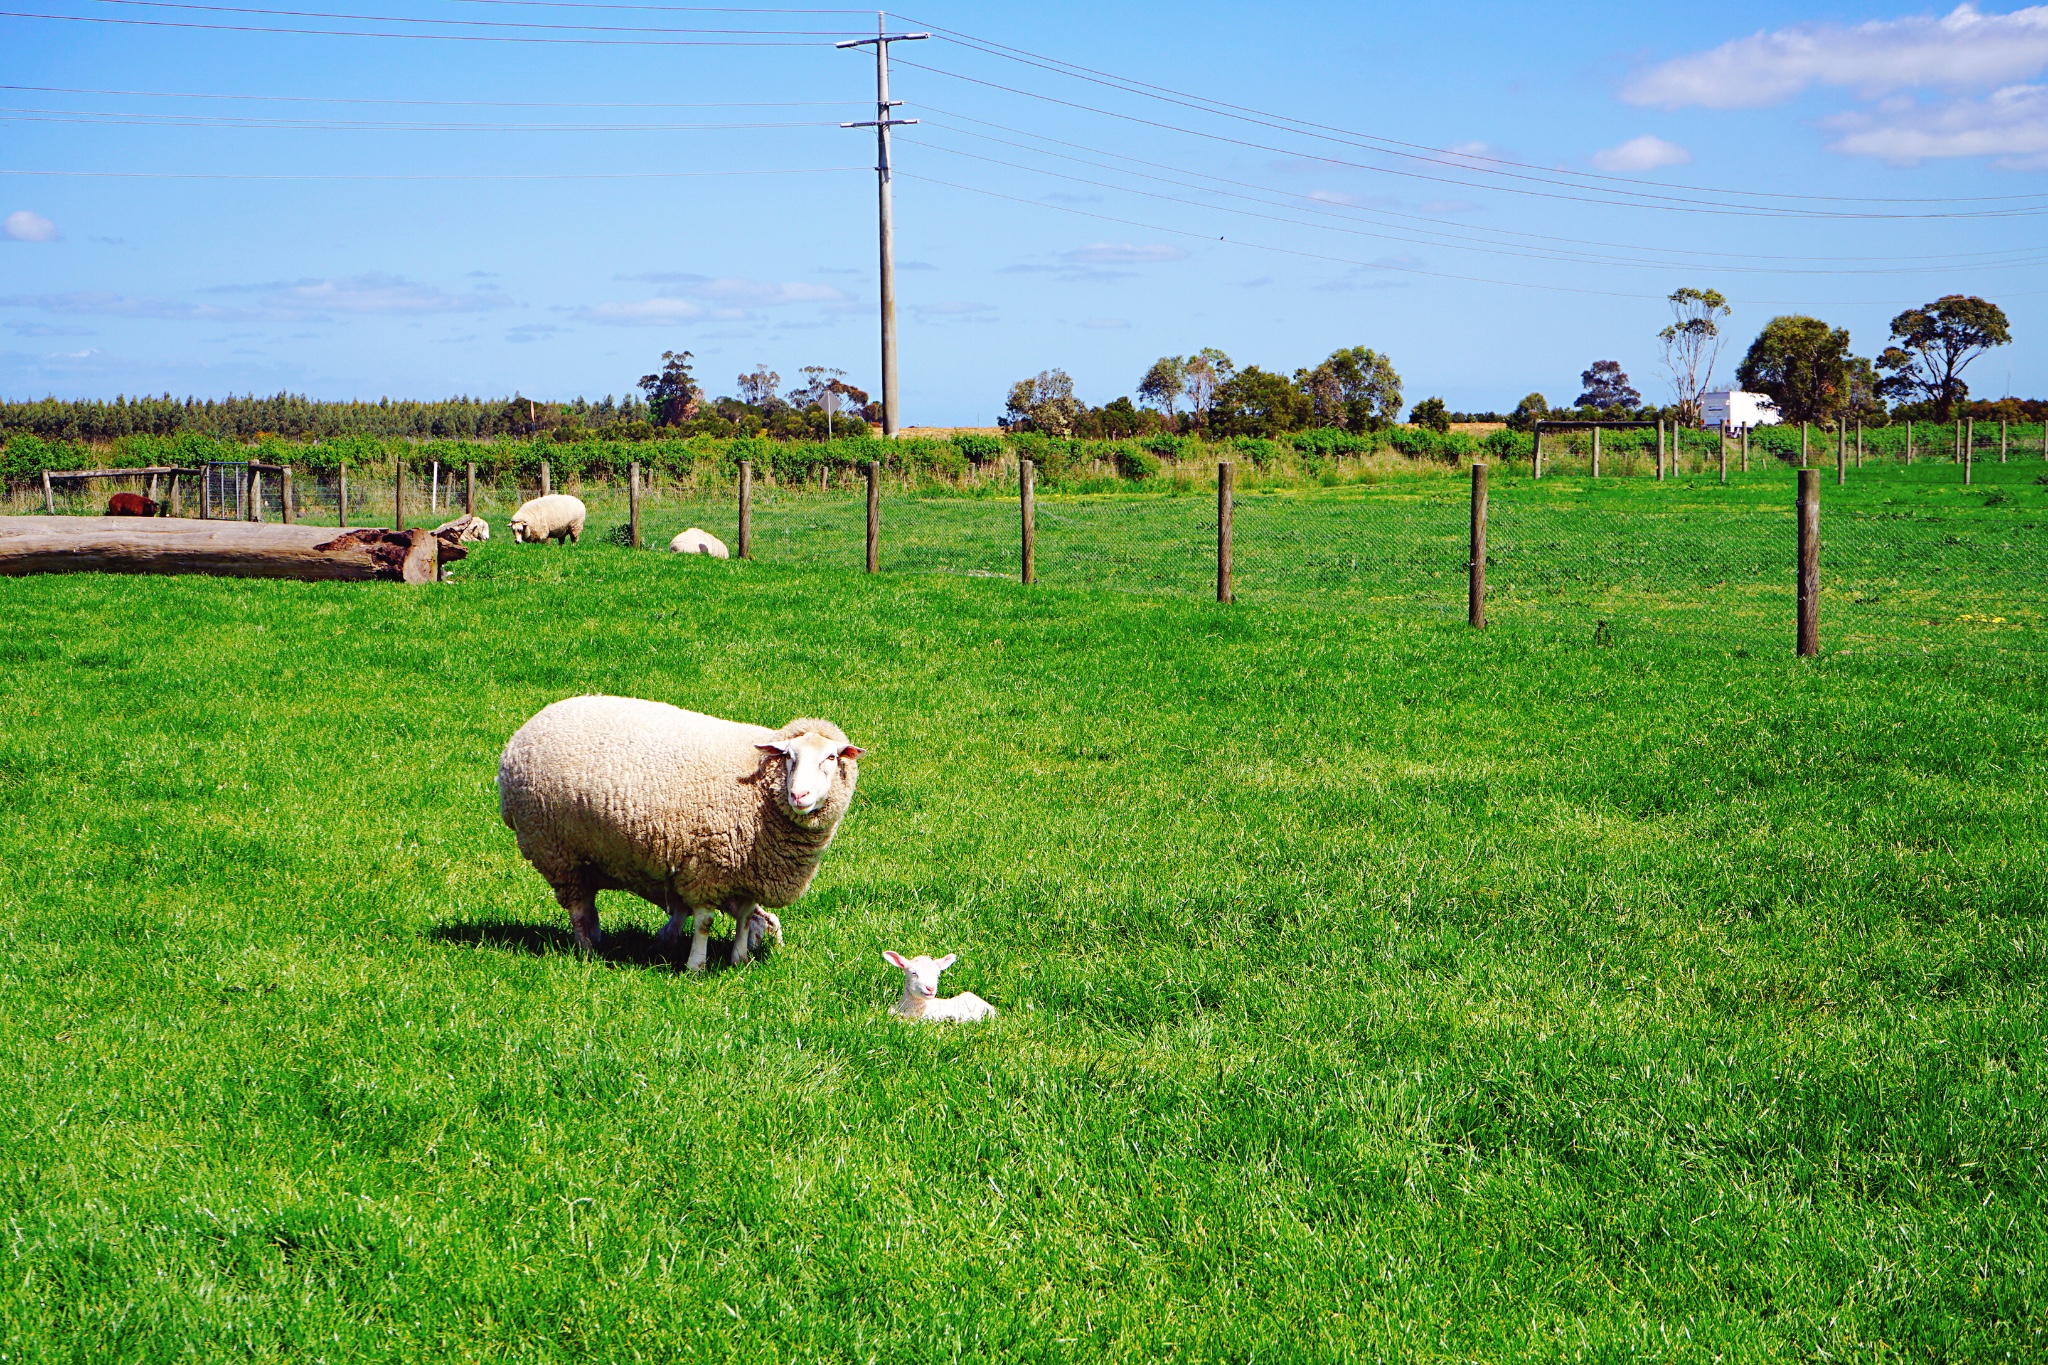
<box><xmin>2</xmin><ymin>480</ymin><xmax>2045</xmax><ymax>1361</ymax></box>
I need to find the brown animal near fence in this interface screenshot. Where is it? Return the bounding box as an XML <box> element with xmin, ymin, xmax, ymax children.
<box><xmin>105</xmin><ymin>492</ymin><xmax>159</xmax><ymax>517</ymax></box>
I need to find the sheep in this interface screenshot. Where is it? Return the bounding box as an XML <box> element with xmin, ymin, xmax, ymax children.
<box><xmin>884</xmin><ymin>951</ymin><xmax>996</xmax><ymax>1022</ymax></box>
<box><xmin>106</xmin><ymin>492</ymin><xmax>158</xmax><ymax>517</ymax></box>
<box><xmin>669</xmin><ymin>527</ymin><xmax>730</xmax><ymax>559</ymax></box>
<box><xmin>433</xmin><ymin>513</ymin><xmax>491</xmax><ymax>544</ymax></box>
<box><xmin>497</xmin><ymin>695</ymin><xmax>863</xmax><ymax>971</ymax></box>
<box><xmin>508</xmin><ymin>494</ymin><xmax>586</xmax><ymax>545</ymax></box>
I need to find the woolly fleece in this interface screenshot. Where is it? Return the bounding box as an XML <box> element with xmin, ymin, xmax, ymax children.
<box><xmin>508</xmin><ymin>494</ymin><xmax>586</xmax><ymax>545</ymax></box>
<box><xmin>497</xmin><ymin>695</ymin><xmax>859</xmax><ymax>944</ymax></box>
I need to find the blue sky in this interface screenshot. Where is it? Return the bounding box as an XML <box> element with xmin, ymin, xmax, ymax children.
<box><xmin>3</xmin><ymin>1</ymin><xmax>2046</xmax><ymax>422</ymax></box>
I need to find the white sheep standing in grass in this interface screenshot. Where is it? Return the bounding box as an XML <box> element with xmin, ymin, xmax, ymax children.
<box><xmin>498</xmin><ymin>695</ymin><xmax>862</xmax><ymax>971</ymax></box>
<box><xmin>509</xmin><ymin>494</ymin><xmax>587</xmax><ymax>545</ymax></box>
<box><xmin>669</xmin><ymin>527</ymin><xmax>730</xmax><ymax>558</ymax></box>
<box><xmin>884</xmin><ymin>951</ymin><xmax>996</xmax><ymax>1022</ymax></box>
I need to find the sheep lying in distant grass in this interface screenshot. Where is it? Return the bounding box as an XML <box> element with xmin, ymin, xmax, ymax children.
<box><xmin>884</xmin><ymin>951</ymin><xmax>996</xmax><ymax>1022</ymax></box>
<box><xmin>433</xmin><ymin>513</ymin><xmax>491</xmax><ymax>544</ymax></box>
<box><xmin>498</xmin><ymin>695</ymin><xmax>863</xmax><ymax>970</ymax></box>
<box><xmin>509</xmin><ymin>494</ymin><xmax>586</xmax><ymax>545</ymax></box>
<box><xmin>669</xmin><ymin>527</ymin><xmax>730</xmax><ymax>558</ymax></box>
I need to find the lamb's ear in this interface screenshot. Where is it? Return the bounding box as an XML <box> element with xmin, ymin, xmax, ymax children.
<box><xmin>936</xmin><ymin>953</ymin><xmax>957</xmax><ymax>972</ymax></box>
<box><xmin>755</xmin><ymin>740</ymin><xmax>792</xmax><ymax>756</ymax></box>
<box><xmin>882</xmin><ymin>950</ymin><xmax>909</xmax><ymax>970</ymax></box>
<box><xmin>837</xmin><ymin>744</ymin><xmax>865</xmax><ymax>760</ymax></box>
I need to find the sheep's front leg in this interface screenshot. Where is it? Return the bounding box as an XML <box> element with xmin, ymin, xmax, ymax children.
<box><xmin>725</xmin><ymin>894</ymin><xmax>778</xmax><ymax>967</ymax></box>
<box><xmin>679</xmin><ymin>908</ymin><xmax>717</xmax><ymax>973</ymax></box>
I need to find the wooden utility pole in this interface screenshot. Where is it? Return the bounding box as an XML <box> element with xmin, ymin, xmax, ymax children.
<box><xmin>838</xmin><ymin>16</ymin><xmax>928</xmax><ymax>437</ymax></box>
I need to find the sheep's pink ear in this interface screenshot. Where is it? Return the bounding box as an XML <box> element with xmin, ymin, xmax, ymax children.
<box><xmin>936</xmin><ymin>954</ymin><xmax>957</xmax><ymax>971</ymax></box>
<box><xmin>882</xmin><ymin>950</ymin><xmax>908</xmax><ymax>970</ymax></box>
<box><xmin>756</xmin><ymin>740</ymin><xmax>791</xmax><ymax>756</ymax></box>
<box><xmin>837</xmin><ymin>744</ymin><xmax>865</xmax><ymax>760</ymax></box>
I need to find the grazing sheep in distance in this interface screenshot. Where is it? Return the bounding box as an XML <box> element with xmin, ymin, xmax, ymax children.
<box><xmin>669</xmin><ymin>527</ymin><xmax>730</xmax><ymax>558</ymax></box>
<box><xmin>497</xmin><ymin>695</ymin><xmax>864</xmax><ymax>971</ymax></box>
<box><xmin>884</xmin><ymin>951</ymin><xmax>996</xmax><ymax>1022</ymax></box>
<box><xmin>509</xmin><ymin>494</ymin><xmax>586</xmax><ymax>545</ymax></box>
<box><xmin>433</xmin><ymin>513</ymin><xmax>491</xmax><ymax>544</ymax></box>
<box><xmin>106</xmin><ymin>493</ymin><xmax>158</xmax><ymax>517</ymax></box>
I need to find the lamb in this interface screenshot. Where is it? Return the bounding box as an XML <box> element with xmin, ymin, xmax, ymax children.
<box><xmin>508</xmin><ymin>494</ymin><xmax>586</xmax><ymax>545</ymax></box>
<box><xmin>497</xmin><ymin>695</ymin><xmax>863</xmax><ymax>971</ymax></box>
<box><xmin>669</xmin><ymin>527</ymin><xmax>730</xmax><ymax>558</ymax></box>
<box><xmin>106</xmin><ymin>492</ymin><xmax>158</xmax><ymax>517</ymax></box>
<box><xmin>884</xmin><ymin>951</ymin><xmax>997</xmax><ymax>1022</ymax></box>
<box><xmin>433</xmin><ymin>512</ymin><xmax>491</xmax><ymax>544</ymax></box>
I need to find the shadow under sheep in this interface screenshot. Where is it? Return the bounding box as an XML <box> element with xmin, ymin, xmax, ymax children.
<box><xmin>430</xmin><ymin>919</ymin><xmax>759</xmax><ymax>974</ymax></box>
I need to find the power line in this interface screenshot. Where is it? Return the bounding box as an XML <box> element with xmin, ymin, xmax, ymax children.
<box><xmin>0</xmin><ymin>82</ymin><xmax>865</xmax><ymax>106</ymax></box>
<box><xmin>908</xmin><ymin>134</ymin><xmax>2048</xmax><ymax>278</ymax></box>
<box><xmin>0</xmin><ymin>164</ymin><xmax>868</xmax><ymax>177</ymax></box>
<box><xmin>899</xmin><ymin>15</ymin><xmax>2048</xmax><ymax>211</ymax></box>
<box><xmin>915</xmin><ymin>114</ymin><xmax>2048</xmax><ymax>272</ymax></box>
<box><xmin>894</xmin><ymin>57</ymin><xmax>2048</xmax><ymax>222</ymax></box>
<box><xmin>0</xmin><ymin>107</ymin><xmax>845</xmax><ymax>129</ymax></box>
<box><xmin>0</xmin><ymin>7</ymin><xmax>838</xmax><ymax>41</ymax></box>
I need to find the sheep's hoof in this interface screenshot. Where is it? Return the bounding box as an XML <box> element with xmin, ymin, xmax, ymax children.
<box><xmin>747</xmin><ymin>910</ymin><xmax>783</xmax><ymax>951</ymax></box>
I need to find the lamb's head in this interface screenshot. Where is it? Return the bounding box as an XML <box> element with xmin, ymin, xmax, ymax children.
<box><xmin>883</xmin><ymin>950</ymin><xmax>955</xmax><ymax>1002</ymax></box>
<box><xmin>755</xmin><ymin>719</ymin><xmax>863</xmax><ymax>829</ymax></box>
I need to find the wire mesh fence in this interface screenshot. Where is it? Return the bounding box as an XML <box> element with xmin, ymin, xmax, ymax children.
<box><xmin>8</xmin><ymin>448</ymin><xmax>2042</xmax><ymax>660</ymax></box>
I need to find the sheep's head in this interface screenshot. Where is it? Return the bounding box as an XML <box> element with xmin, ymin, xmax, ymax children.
<box><xmin>756</xmin><ymin>722</ymin><xmax>862</xmax><ymax>828</ymax></box>
<box><xmin>508</xmin><ymin>517</ymin><xmax>529</xmax><ymax>543</ymax></box>
<box><xmin>883</xmin><ymin>950</ymin><xmax>955</xmax><ymax>1000</ymax></box>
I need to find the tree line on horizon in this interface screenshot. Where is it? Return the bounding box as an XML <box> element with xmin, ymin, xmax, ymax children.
<box><xmin>0</xmin><ymin>291</ymin><xmax>2032</xmax><ymax>448</ymax></box>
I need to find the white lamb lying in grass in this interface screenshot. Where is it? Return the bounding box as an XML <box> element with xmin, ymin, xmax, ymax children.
<box><xmin>669</xmin><ymin>527</ymin><xmax>730</xmax><ymax>558</ymax></box>
<box><xmin>884</xmin><ymin>950</ymin><xmax>996</xmax><ymax>1022</ymax></box>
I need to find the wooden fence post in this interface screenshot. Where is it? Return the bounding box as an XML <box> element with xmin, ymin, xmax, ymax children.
<box><xmin>1801</xmin><ymin>421</ymin><xmax>1810</xmax><ymax>466</ymax></box>
<box><xmin>394</xmin><ymin>459</ymin><xmax>405</xmax><ymax>531</ymax></box>
<box><xmin>1857</xmin><ymin>420</ymin><xmax>1864</xmax><ymax>469</ymax></box>
<box><xmin>2001</xmin><ymin>419</ymin><xmax>2009</xmax><ymax>463</ymax></box>
<box><xmin>1965</xmin><ymin>418</ymin><xmax>1973</xmax><ymax>465</ymax></box>
<box><xmin>1719</xmin><ymin>424</ymin><xmax>1729</xmax><ymax>484</ymax></box>
<box><xmin>1216</xmin><ymin>460</ymin><xmax>1234</xmax><ymax>604</ymax></box>
<box><xmin>1836</xmin><ymin>421</ymin><xmax>1846</xmax><ymax>486</ymax></box>
<box><xmin>1965</xmin><ymin>429</ymin><xmax>1974</xmax><ymax>485</ymax></box>
<box><xmin>629</xmin><ymin>461</ymin><xmax>642</xmax><ymax>548</ymax></box>
<box><xmin>1905</xmin><ymin>420</ymin><xmax>1914</xmax><ymax>465</ymax></box>
<box><xmin>541</xmin><ymin>461</ymin><xmax>551</xmax><ymax>497</ymax></box>
<box><xmin>737</xmin><ymin>459</ymin><xmax>753</xmax><ymax>559</ymax></box>
<box><xmin>1797</xmin><ymin>467</ymin><xmax>1819</xmax><ymax>658</ymax></box>
<box><xmin>248</xmin><ymin>466</ymin><xmax>261</xmax><ymax>522</ymax></box>
<box><xmin>1468</xmin><ymin>462</ymin><xmax>1487</xmax><ymax>629</ymax></box>
<box><xmin>465</xmin><ymin>462</ymin><xmax>475</xmax><ymax>515</ymax></box>
<box><xmin>865</xmin><ymin>461</ymin><xmax>880</xmax><ymax>573</ymax></box>
<box><xmin>1591</xmin><ymin>426</ymin><xmax>1601</xmax><ymax>479</ymax></box>
<box><xmin>1657</xmin><ymin>419</ymin><xmax>1666</xmax><ymax>481</ymax></box>
<box><xmin>1531</xmin><ymin>425</ymin><xmax>1542</xmax><ymax>479</ymax></box>
<box><xmin>42</xmin><ymin>470</ymin><xmax>54</xmax><ymax>514</ymax></box>
<box><xmin>1741</xmin><ymin>425</ymin><xmax>1749</xmax><ymax>472</ymax></box>
<box><xmin>338</xmin><ymin>465</ymin><xmax>348</xmax><ymax>527</ymax></box>
<box><xmin>282</xmin><ymin>466</ymin><xmax>294</xmax><ymax>524</ymax></box>
<box><xmin>1020</xmin><ymin>457</ymin><xmax>1036</xmax><ymax>585</ymax></box>
<box><xmin>169</xmin><ymin>474</ymin><xmax>181</xmax><ymax>518</ymax></box>
<box><xmin>430</xmin><ymin>461</ymin><xmax>439</xmax><ymax>514</ymax></box>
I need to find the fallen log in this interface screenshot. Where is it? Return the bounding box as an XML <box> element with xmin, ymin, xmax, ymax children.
<box><xmin>0</xmin><ymin>516</ymin><xmax>466</xmax><ymax>583</ymax></box>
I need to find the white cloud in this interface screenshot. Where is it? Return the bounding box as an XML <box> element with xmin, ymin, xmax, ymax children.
<box><xmin>1591</xmin><ymin>134</ymin><xmax>1694</xmax><ymax>171</ymax></box>
<box><xmin>1078</xmin><ymin>318</ymin><xmax>1130</xmax><ymax>329</ymax></box>
<box><xmin>257</xmin><ymin>274</ymin><xmax>510</xmax><ymax>316</ymax></box>
<box><xmin>1059</xmin><ymin>242</ymin><xmax>1189</xmax><ymax>264</ymax></box>
<box><xmin>1624</xmin><ymin>4</ymin><xmax>2048</xmax><ymax>109</ymax></box>
<box><xmin>0</xmin><ymin>291</ymin><xmax>240</xmax><ymax>320</ymax></box>
<box><xmin>3</xmin><ymin>210</ymin><xmax>57</xmax><ymax>243</ymax></box>
<box><xmin>575</xmin><ymin>297</ymin><xmax>709</xmax><ymax>326</ymax></box>
<box><xmin>1825</xmin><ymin>82</ymin><xmax>2048</xmax><ymax>164</ymax></box>
<box><xmin>614</xmin><ymin>272</ymin><xmax>852</xmax><ymax>307</ymax></box>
